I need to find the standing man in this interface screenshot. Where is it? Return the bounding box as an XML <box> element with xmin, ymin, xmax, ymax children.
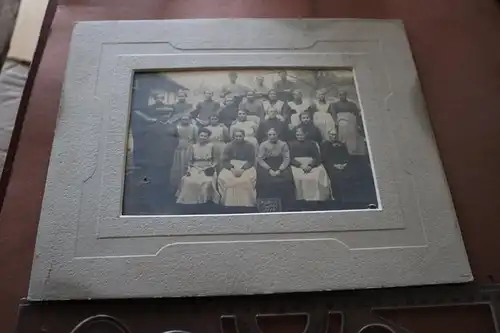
<box><xmin>273</xmin><ymin>70</ymin><xmax>296</xmax><ymax>102</ymax></box>
<box><xmin>254</xmin><ymin>75</ymin><xmax>269</xmax><ymax>101</ymax></box>
<box><xmin>191</xmin><ymin>90</ymin><xmax>220</xmax><ymax>127</ymax></box>
<box><xmin>239</xmin><ymin>90</ymin><xmax>265</xmax><ymax>124</ymax></box>
<box><xmin>221</xmin><ymin>72</ymin><xmax>250</xmax><ymax>104</ymax></box>
<box><xmin>128</xmin><ymin>92</ymin><xmax>179</xmax><ymax>214</ymax></box>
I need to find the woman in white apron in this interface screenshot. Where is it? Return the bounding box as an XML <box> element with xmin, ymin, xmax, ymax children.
<box><xmin>310</xmin><ymin>89</ymin><xmax>336</xmax><ymax>141</ymax></box>
<box><xmin>229</xmin><ymin>109</ymin><xmax>259</xmax><ymax>149</ymax></box>
<box><xmin>289</xmin><ymin>127</ymin><xmax>331</xmax><ymax>202</ymax></box>
<box><xmin>288</xmin><ymin>90</ymin><xmax>311</xmax><ymax>129</ymax></box>
<box><xmin>262</xmin><ymin>89</ymin><xmax>287</xmax><ymax>121</ymax></box>
<box><xmin>176</xmin><ymin>128</ymin><xmax>220</xmax><ymax>204</ymax></box>
<box><xmin>205</xmin><ymin>114</ymin><xmax>229</xmax><ymax>163</ymax></box>
<box><xmin>332</xmin><ymin>90</ymin><xmax>366</xmax><ymax>155</ymax></box>
<box><xmin>217</xmin><ymin>129</ymin><xmax>257</xmax><ymax>208</ymax></box>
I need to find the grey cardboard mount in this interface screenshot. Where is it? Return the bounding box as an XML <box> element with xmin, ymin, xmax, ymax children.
<box><xmin>28</xmin><ymin>19</ymin><xmax>472</xmax><ymax>300</ymax></box>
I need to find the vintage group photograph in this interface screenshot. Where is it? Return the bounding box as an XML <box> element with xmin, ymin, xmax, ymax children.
<box><xmin>123</xmin><ymin>69</ymin><xmax>378</xmax><ymax>215</ymax></box>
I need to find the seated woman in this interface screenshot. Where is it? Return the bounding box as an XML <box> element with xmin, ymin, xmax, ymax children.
<box><xmin>289</xmin><ymin>127</ymin><xmax>331</xmax><ymax>203</ymax></box>
<box><xmin>205</xmin><ymin>114</ymin><xmax>230</xmax><ymax>163</ymax></box>
<box><xmin>256</xmin><ymin>128</ymin><xmax>295</xmax><ymax>210</ymax></box>
<box><xmin>257</xmin><ymin>106</ymin><xmax>287</xmax><ymax>143</ymax></box>
<box><xmin>217</xmin><ymin>129</ymin><xmax>257</xmax><ymax>210</ymax></box>
<box><xmin>176</xmin><ymin>128</ymin><xmax>220</xmax><ymax>205</ymax></box>
<box><xmin>230</xmin><ymin>109</ymin><xmax>259</xmax><ymax>148</ymax></box>
<box><xmin>289</xmin><ymin>112</ymin><xmax>323</xmax><ymax>144</ymax></box>
<box><xmin>320</xmin><ymin>130</ymin><xmax>350</xmax><ymax>207</ymax></box>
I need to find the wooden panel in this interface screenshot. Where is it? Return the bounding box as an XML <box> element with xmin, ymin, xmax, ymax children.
<box><xmin>1</xmin><ymin>0</ymin><xmax>500</xmax><ymax>332</ymax></box>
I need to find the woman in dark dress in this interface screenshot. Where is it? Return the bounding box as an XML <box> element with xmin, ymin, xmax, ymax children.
<box><xmin>257</xmin><ymin>106</ymin><xmax>287</xmax><ymax>142</ymax></box>
<box><xmin>289</xmin><ymin>127</ymin><xmax>331</xmax><ymax>203</ymax></box>
<box><xmin>289</xmin><ymin>112</ymin><xmax>323</xmax><ymax>144</ymax></box>
<box><xmin>217</xmin><ymin>129</ymin><xmax>257</xmax><ymax>210</ymax></box>
<box><xmin>127</xmin><ymin>93</ymin><xmax>179</xmax><ymax>214</ymax></box>
<box><xmin>256</xmin><ymin>128</ymin><xmax>295</xmax><ymax>210</ymax></box>
<box><xmin>218</xmin><ymin>95</ymin><xmax>240</xmax><ymax>128</ymax></box>
<box><xmin>320</xmin><ymin>130</ymin><xmax>350</xmax><ymax>208</ymax></box>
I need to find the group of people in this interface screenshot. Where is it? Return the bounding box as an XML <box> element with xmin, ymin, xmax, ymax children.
<box><xmin>125</xmin><ymin>71</ymin><xmax>375</xmax><ymax>214</ymax></box>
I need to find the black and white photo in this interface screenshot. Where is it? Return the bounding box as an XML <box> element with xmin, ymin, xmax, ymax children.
<box><xmin>123</xmin><ymin>69</ymin><xmax>378</xmax><ymax>215</ymax></box>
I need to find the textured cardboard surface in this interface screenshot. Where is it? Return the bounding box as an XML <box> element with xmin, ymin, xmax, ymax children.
<box><xmin>28</xmin><ymin>19</ymin><xmax>471</xmax><ymax>300</ymax></box>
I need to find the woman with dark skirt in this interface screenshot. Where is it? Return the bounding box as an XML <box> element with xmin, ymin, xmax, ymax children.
<box><xmin>256</xmin><ymin>128</ymin><xmax>295</xmax><ymax>211</ymax></box>
<box><xmin>289</xmin><ymin>112</ymin><xmax>323</xmax><ymax>144</ymax></box>
<box><xmin>217</xmin><ymin>129</ymin><xmax>257</xmax><ymax>212</ymax></box>
<box><xmin>257</xmin><ymin>106</ymin><xmax>287</xmax><ymax>143</ymax></box>
<box><xmin>289</xmin><ymin>127</ymin><xmax>331</xmax><ymax>204</ymax></box>
<box><xmin>320</xmin><ymin>130</ymin><xmax>350</xmax><ymax>209</ymax></box>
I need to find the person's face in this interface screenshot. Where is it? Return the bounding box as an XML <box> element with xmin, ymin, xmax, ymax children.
<box><xmin>295</xmin><ymin>129</ymin><xmax>306</xmax><ymax>141</ymax></box>
<box><xmin>268</xmin><ymin>91</ymin><xmax>277</xmax><ymax>100</ymax></box>
<box><xmin>279</xmin><ymin>72</ymin><xmax>287</xmax><ymax>80</ymax></box>
<box><xmin>339</xmin><ymin>91</ymin><xmax>347</xmax><ymax>101</ymax></box>
<box><xmin>181</xmin><ymin>116</ymin><xmax>190</xmax><ymax>125</ymax></box>
<box><xmin>268</xmin><ymin>108</ymin><xmax>278</xmax><ymax>119</ymax></box>
<box><xmin>178</xmin><ymin>94</ymin><xmax>186</xmax><ymax>103</ymax></box>
<box><xmin>256</xmin><ymin>77</ymin><xmax>264</xmax><ymax>85</ymax></box>
<box><xmin>198</xmin><ymin>132</ymin><xmax>209</xmax><ymax>143</ymax></box>
<box><xmin>234</xmin><ymin>132</ymin><xmax>244</xmax><ymax>142</ymax></box>
<box><xmin>267</xmin><ymin>130</ymin><xmax>278</xmax><ymax>142</ymax></box>
<box><xmin>237</xmin><ymin>110</ymin><xmax>247</xmax><ymax>121</ymax></box>
<box><xmin>328</xmin><ymin>131</ymin><xmax>338</xmax><ymax>142</ymax></box>
<box><xmin>317</xmin><ymin>92</ymin><xmax>325</xmax><ymax>101</ymax></box>
<box><xmin>226</xmin><ymin>96</ymin><xmax>234</xmax><ymax>105</ymax></box>
<box><xmin>246</xmin><ymin>91</ymin><xmax>255</xmax><ymax>100</ymax></box>
<box><xmin>209</xmin><ymin>116</ymin><xmax>219</xmax><ymax>126</ymax></box>
<box><xmin>229</xmin><ymin>73</ymin><xmax>237</xmax><ymax>83</ymax></box>
<box><xmin>300</xmin><ymin>113</ymin><xmax>310</xmax><ymax>124</ymax></box>
<box><xmin>204</xmin><ymin>91</ymin><xmax>213</xmax><ymax>101</ymax></box>
<box><xmin>293</xmin><ymin>90</ymin><xmax>302</xmax><ymax>101</ymax></box>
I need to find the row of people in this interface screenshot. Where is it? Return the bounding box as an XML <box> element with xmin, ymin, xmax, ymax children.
<box><xmin>175</xmin><ymin>126</ymin><xmax>351</xmax><ymax>210</ymax></box>
<box><xmin>189</xmin><ymin>87</ymin><xmax>364</xmax><ymax>154</ymax></box>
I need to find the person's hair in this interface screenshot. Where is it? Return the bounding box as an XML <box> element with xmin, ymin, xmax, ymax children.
<box><xmin>204</xmin><ymin>90</ymin><xmax>213</xmax><ymax>94</ymax></box>
<box><xmin>295</xmin><ymin>127</ymin><xmax>305</xmax><ymax>135</ymax></box>
<box><xmin>246</xmin><ymin>89</ymin><xmax>256</xmax><ymax>96</ymax></box>
<box><xmin>181</xmin><ymin>114</ymin><xmax>191</xmax><ymax>120</ymax></box>
<box><xmin>209</xmin><ymin>114</ymin><xmax>219</xmax><ymax>119</ymax></box>
<box><xmin>268</xmin><ymin>89</ymin><xmax>277</xmax><ymax>95</ymax></box>
<box><xmin>300</xmin><ymin>112</ymin><xmax>310</xmax><ymax>120</ymax></box>
<box><xmin>232</xmin><ymin>128</ymin><xmax>246</xmax><ymax>137</ymax></box>
<box><xmin>267</xmin><ymin>127</ymin><xmax>277</xmax><ymax>134</ymax></box>
<box><xmin>229</xmin><ymin>72</ymin><xmax>238</xmax><ymax>77</ymax></box>
<box><xmin>177</xmin><ymin>90</ymin><xmax>187</xmax><ymax>97</ymax></box>
<box><xmin>293</xmin><ymin>89</ymin><xmax>302</xmax><ymax>96</ymax></box>
<box><xmin>238</xmin><ymin>108</ymin><xmax>248</xmax><ymax>114</ymax></box>
<box><xmin>198</xmin><ymin>127</ymin><xmax>212</xmax><ymax>137</ymax></box>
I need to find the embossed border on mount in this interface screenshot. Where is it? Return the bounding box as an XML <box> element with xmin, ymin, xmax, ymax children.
<box><xmin>28</xmin><ymin>19</ymin><xmax>472</xmax><ymax>300</ymax></box>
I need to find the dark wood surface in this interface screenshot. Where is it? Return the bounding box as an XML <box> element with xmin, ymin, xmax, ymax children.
<box><xmin>0</xmin><ymin>0</ymin><xmax>500</xmax><ymax>332</ymax></box>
